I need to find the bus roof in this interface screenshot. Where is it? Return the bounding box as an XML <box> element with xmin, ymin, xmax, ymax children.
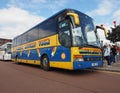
<box><xmin>13</xmin><ymin>8</ymin><xmax>92</xmax><ymax>39</ymax></box>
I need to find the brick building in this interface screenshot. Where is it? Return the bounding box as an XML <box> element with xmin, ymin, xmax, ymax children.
<box><xmin>0</xmin><ymin>38</ymin><xmax>12</xmax><ymax>46</ymax></box>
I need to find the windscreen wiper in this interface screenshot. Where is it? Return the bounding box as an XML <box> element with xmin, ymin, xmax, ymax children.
<box><xmin>87</xmin><ymin>44</ymin><xmax>100</xmax><ymax>48</ymax></box>
<box><xmin>83</xmin><ymin>44</ymin><xmax>99</xmax><ymax>48</ymax></box>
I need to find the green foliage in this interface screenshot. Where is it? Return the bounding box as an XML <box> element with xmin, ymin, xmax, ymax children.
<box><xmin>107</xmin><ymin>25</ymin><xmax>120</xmax><ymax>43</ymax></box>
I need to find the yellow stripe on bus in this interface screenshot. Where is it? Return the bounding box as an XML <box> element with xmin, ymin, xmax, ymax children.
<box><xmin>50</xmin><ymin>61</ymin><xmax>73</xmax><ymax>70</ymax></box>
<box><xmin>12</xmin><ymin>58</ymin><xmax>73</xmax><ymax>70</ymax></box>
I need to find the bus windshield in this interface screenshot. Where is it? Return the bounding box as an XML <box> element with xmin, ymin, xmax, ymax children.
<box><xmin>72</xmin><ymin>13</ymin><xmax>99</xmax><ymax>47</ymax></box>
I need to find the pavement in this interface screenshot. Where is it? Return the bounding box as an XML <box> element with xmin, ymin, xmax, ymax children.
<box><xmin>95</xmin><ymin>60</ymin><xmax>120</xmax><ymax>72</ymax></box>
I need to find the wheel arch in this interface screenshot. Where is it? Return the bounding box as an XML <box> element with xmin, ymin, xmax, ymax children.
<box><xmin>40</xmin><ymin>53</ymin><xmax>49</xmax><ymax>61</ymax></box>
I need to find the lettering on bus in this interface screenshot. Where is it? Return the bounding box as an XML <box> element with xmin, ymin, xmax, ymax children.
<box><xmin>16</xmin><ymin>47</ymin><xmax>23</xmax><ymax>51</ymax></box>
<box><xmin>25</xmin><ymin>43</ymin><xmax>36</xmax><ymax>49</ymax></box>
<box><xmin>39</xmin><ymin>39</ymin><xmax>50</xmax><ymax>46</ymax></box>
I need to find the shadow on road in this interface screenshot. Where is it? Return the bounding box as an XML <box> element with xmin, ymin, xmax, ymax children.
<box><xmin>12</xmin><ymin>62</ymin><xmax>98</xmax><ymax>76</ymax></box>
<box><xmin>52</xmin><ymin>68</ymin><xmax>98</xmax><ymax>76</ymax></box>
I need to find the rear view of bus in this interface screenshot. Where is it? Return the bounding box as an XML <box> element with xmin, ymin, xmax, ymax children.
<box><xmin>0</xmin><ymin>42</ymin><xmax>12</xmax><ymax>61</ymax></box>
<box><xmin>12</xmin><ymin>9</ymin><xmax>103</xmax><ymax>70</ymax></box>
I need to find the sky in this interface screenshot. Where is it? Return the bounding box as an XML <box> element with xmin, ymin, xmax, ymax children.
<box><xmin>0</xmin><ymin>0</ymin><xmax>120</xmax><ymax>39</ymax></box>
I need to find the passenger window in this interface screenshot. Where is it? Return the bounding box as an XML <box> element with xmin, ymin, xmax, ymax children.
<box><xmin>58</xmin><ymin>20</ymin><xmax>71</xmax><ymax>47</ymax></box>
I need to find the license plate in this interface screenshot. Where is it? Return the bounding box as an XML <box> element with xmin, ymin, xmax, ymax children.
<box><xmin>92</xmin><ymin>62</ymin><xmax>98</xmax><ymax>66</ymax></box>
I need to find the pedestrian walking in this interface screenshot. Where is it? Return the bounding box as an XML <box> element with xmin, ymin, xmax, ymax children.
<box><xmin>119</xmin><ymin>46</ymin><xmax>120</xmax><ymax>61</ymax></box>
<box><xmin>103</xmin><ymin>44</ymin><xmax>111</xmax><ymax>67</ymax></box>
<box><xmin>110</xmin><ymin>45</ymin><xmax>117</xmax><ymax>63</ymax></box>
<box><xmin>116</xmin><ymin>45</ymin><xmax>120</xmax><ymax>61</ymax></box>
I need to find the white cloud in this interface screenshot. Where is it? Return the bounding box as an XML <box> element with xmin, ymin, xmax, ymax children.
<box><xmin>87</xmin><ymin>0</ymin><xmax>113</xmax><ymax>16</ymax></box>
<box><xmin>0</xmin><ymin>7</ymin><xmax>45</xmax><ymax>39</ymax></box>
<box><xmin>112</xmin><ymin>9</ymin><xmax>120</xmax><ymax>24</ymax></box>
<box><xmin>8</xmin><ymin>0</ymin><xmax>67</xmax><ymax>13</ymax></box>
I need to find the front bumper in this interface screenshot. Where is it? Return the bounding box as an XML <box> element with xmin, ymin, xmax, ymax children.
<box><xmin>73</xmin><ymin>60</ymin><xmax>103</xmax><ymax>70</ymax></box>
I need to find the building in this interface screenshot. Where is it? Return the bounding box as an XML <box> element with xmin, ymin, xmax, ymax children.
<box><xmin>0</xmin><ymin>38</ymin><xmax>12</xmax><ymax>46</ymax></box>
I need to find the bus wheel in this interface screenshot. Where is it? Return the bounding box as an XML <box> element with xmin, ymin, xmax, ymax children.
<box><xmin>41</xmin><ymin>55</ymin><xmax>50</xmax><ymax>71</ymax></box>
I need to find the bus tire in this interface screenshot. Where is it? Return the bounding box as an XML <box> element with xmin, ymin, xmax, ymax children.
<box><xmin>41</xmin><ymin>55</ymin><xmax>50</xmax><ymax>71</ymax></box>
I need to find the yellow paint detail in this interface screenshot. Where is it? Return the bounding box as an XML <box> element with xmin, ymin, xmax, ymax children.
<box><xmin>12</xmin><ymin>58</ymin><xmax>40</xmax><ymax>65</ymax></box>
<box><xmin>61</xmin><ymin>53</ymin><xmax>66</xmax><ymax>59</ymax></box>
<box><xmin>71</xmin><ymin>47</ymin><xmax>80</xmax><ymax>62</ymax></box>
<box><xmin>50</xmin><ymin>61</ymin><xmax>73</xmax><ymax>70</ymax></box>
<box><xmin>12</xmin><ymin>58</ymin><xmax>73</xmax><ymax>70</ymax></box>
<box><xmin>66</xmin><ymin>13</ymin><xmax>80</xmax><ymax>25</ymax></box>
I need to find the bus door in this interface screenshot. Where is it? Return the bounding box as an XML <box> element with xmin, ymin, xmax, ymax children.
<box><xmin>55</xmin><ymin>18</ymin><xmax>72</xmax><ymax>62</ymax></box>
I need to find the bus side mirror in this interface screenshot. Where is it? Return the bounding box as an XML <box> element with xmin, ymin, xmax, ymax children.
<box><xmin>66</xmin><ymin>13</ymin><xmax>80</xmax><ymax>25</ymax></box>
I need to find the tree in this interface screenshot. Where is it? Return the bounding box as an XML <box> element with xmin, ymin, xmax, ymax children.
<box><xmin>107</xmin><ymin>25</ymin><xmax>120</xmax><ymax>43</ymax></box>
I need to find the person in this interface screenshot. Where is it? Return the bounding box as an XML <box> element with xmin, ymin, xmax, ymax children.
<box><xmin>110</xmin><ymin>45</ymin><xmax>117</xmax><ymax>63</ymax></box>
<box><xmin>100</xmin><ymin>40</ymin><xmax>103</xmax><ymax>48</ymax></box>
<box><xmin>119</xmin><ymin>46</ymin><xmax>120</xmax><ymax>61</ymax></box>
<box><xmin>103</xmin><ymin>44</ymin><xmax>111</xmax><ymax>67</ymax></box>
<box><xmin>116</xmin><ymin>45</ymin><xmax>120</xmax><ymax>62</ymax></box>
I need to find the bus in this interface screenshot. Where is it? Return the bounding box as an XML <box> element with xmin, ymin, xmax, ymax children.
<box><xmin>95</xmin><ymin>25</ymin><xmax>109</xmax><ymax>47</ymax></box>
<box><xmin>12</xmin><ymin>9</ymin><xmax>103</xmax><ymax>70</ymax></box>
<box><xmin>0</xmin><ymin>42</ymin><xmax>12</xmax><ymax>61</ymax></box>
<box><xmin>96</xmin><ymin>25</ymin><xmax>108</xmax><ymax>39</ymax></box>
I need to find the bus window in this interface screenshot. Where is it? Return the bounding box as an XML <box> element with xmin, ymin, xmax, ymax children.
<box><xmin>85</xmin><ymin>24</ymin><xmax>98</xmax><ymax>45</ymax></box>
<box><xmin>58</xmin><ymin>20</ymin><xmax>71</xmax><ymax>47</ymax></box>
<box><xmin>7</xmin><ymin>44</ymin><xmax>12</xmax><ymax>49</ymax></box>
<box><xmin>72</xmin><ymin>27</ymin><xmax>84</xmax><ymax>46</ymax></box>
<box><xmin>27</xmin><ymin>28</ymin><xmax>39</xmax><ymax>42</ymax></box>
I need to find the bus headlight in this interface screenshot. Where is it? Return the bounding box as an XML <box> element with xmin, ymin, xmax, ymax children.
<box><xmin>74</xmin><ymin>55</ymin><xmax>84</xmax><ymax>62</ymax></box>
<box><xmin>74</xmin><ymin>58</ymin><xmax>84</xmax><ymax>62</ymax></box>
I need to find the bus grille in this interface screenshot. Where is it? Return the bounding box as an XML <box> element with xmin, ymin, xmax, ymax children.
<box><xmin>84</xmin><ymin>57</ymin><xmax>102</xmax><ymax>61</ymax></box>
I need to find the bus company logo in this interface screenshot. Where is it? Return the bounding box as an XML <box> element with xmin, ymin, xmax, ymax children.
<box><xmin>39</xmin><ymin>39</ymin><xmax>50</xmax><ymax>46</ymax></box>
<box><xmin>16</xmin><ymin>47</ymin><xmax>23</xmax><ymax>51</ymax></box>
<box><xmin>25</xmin><ymin>43</ymin><xmax>36</xmax><ymax>49</ymax></box>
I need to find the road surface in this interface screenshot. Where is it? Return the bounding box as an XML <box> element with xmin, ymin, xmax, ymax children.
<box><xmin>0</xmin><ymin>61</ymin><xmax>120</xmax><ymax>93</ymax></box>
